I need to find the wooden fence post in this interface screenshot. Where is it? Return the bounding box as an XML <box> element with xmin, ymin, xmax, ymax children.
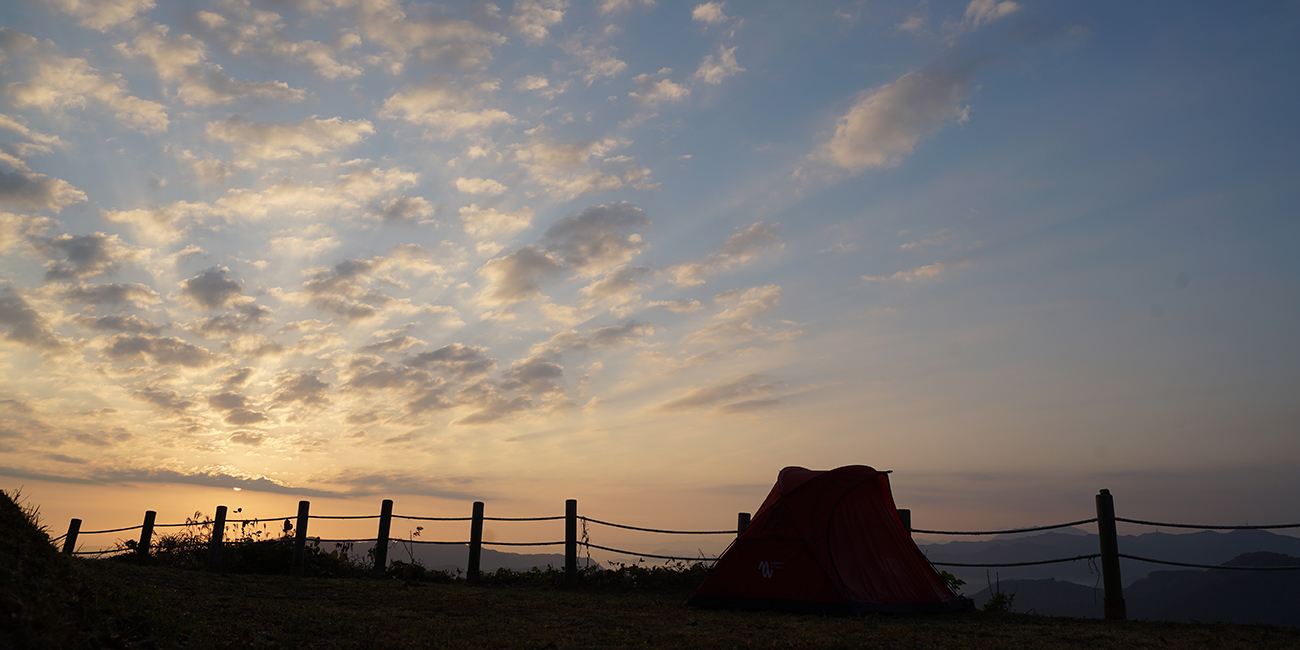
<box><xmin>372</xmin><ymin>499</ymin><xmax>393</xmax><ymax>577</ymax></box>
<box><xmin>208</xmin><ymin>505</ymin><xmax>226</xmax><ymax>572</ymax></box>
<box><xmin>737</xmin><ymin>512</ymin><xmax>751</xmax><ymax>536</ymax></box>
<box><xmin>898</xmin><ymin>509</ymin><xmax>912</xmax><ymax>536</ymax></box>
<box><xmin>137</xmin><ymin>511</ymin><xmax>156</xmax><ymax>560</ymax></box>
<box><xmin>1096</xmin><ymin>489</ymin><xmax>1126</xmax><ymax>620</ymax></box>
<box><xmin>467</xmin><ymin>501</ymin><xmax>484</xmax><ymax>583</ymax></box>
<box><xmin>62</xmin><ymin>518</ymin><xmax>81</xmax><ymax>555</ymax></box>
<box><xmin>292</xmin><ymin>500</ymin><xmax>310</xmax><ymax>577</ymax></box>
<box><xmin>565</xmin><ymin>499</ymin><xmax>577</xmax><ymax>586</ymax></box>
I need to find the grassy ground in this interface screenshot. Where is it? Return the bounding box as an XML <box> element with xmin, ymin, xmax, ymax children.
<box><xmin>80</xmin><ymin>560</ymin><xmax>1300</xmax><ymax>649</ymax></box>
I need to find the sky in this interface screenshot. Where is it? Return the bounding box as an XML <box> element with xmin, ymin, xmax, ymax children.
<box><xmin>1</xmin><ymin>0</ymin><xmax>1299</xmax><ymax>555</ymax></box>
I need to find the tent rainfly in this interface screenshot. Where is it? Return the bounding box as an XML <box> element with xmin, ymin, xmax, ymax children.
<box><xmin>689</xmin><ymin>465</ymin><xmax>969</xmax><ymax>614</ymax></box>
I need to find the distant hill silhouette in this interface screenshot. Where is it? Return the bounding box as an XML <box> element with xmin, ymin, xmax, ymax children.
<box><xmin>967</xmin><ymin>552</ymin><xmax>1300</xmax><ymax>628</ymax></box>
<box><xmin>918</xmin><ymin>528</ymin><xmax>1300</xmax><ymax>587</ymax></box>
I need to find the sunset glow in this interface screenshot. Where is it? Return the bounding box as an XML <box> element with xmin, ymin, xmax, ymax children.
<box><xmin>2</xmin><ymin>0</ymin><xmax>1298</xmax><ymax>551</ymax></box>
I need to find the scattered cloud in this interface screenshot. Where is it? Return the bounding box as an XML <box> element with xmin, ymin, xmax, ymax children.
<box><xmin>962</xmin><ymin>0</ymin><xmax>1021</xmax><ymax>30</ymax></box>
<box><xmin>693</xmin><ymin>45</ymin><xmax>744</xmax><ymax>85</ymax></box>
<box><xmin>691</xmin><ymin>2</ymin><xmax>730</xmax><ymax>24</ymax></box>
<box><xmin>380</xmin><ymin>74</ymin><xmax>514</xmax><ymax>138</ymax></box>
<box><xmin>120</xmin><ymin>23</ymin><xmax>305</xmax><ymax>107</ymax></box>
<box><xmin>819</xmin><ymin>64</ymin><xmax>974</xmax><ymax>171</ymax></box>
<box><xmin>456</xmin><ymin>177</ymin><xmax>508</xmax><ymax>195</ymax></box>
<box><xmin>657</xmin><ymin>373</ymin><xmax>774</xmax><ymax>412</ymax></box>
<box><xmin>206</xmin><ymin>115</ymin><xmax>374</xmax><ymax>160</ymax></box>
<box><xmin>668</xmin><ymin>222</ymin><xmax>781</xmax><ymax>286</ymax></box>
<box><xmin>860</xmin><ymin>260</ymin><xmax>966</xmax><ymax>282</ymax></box>
<box><xmin>629</xmin><ymin>68</ymin><xmax>690</xmax><ymax>106</ymax></box>
<box><xmin>42</xmin><ymin>0</ymin><xmax>155</xmax><ymax>31</ymax></box>
<box><xmin>510</xmin><ymin>0</ymin><xmax>567</xmax><ymax>44</ymax></box>
<box><xmin>0</xmin><ymin>170</ymin><xmax>86</xmax><ymax>213</ymax></box>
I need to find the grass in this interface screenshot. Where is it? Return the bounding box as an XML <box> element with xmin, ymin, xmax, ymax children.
<box><xmin>79</xmin><ymin>561</ymin><xmax>1300</xmax><ymax>649</ymax></box>
<box><xmin>7</xmin><ymin>490</ymin><xmax>1300</xmax><ymax>649</ymax></box>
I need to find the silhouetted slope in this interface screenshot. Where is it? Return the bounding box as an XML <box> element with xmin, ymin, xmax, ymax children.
<box><xmin>0</xmin><ymin>490</ymin><xmax>157</xmax><ymax>647</ymax></box>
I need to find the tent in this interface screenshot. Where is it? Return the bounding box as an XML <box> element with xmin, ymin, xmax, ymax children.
<box><xmin>689</xmin><ymin>465</ymin><xmax>967</xmax><ymax>614</ymax></box>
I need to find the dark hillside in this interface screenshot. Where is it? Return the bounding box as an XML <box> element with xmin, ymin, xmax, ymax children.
<box><xmin>0</xmin><ymin>489</ymin><xmax>163</xmax><ymax>648</ymax></box>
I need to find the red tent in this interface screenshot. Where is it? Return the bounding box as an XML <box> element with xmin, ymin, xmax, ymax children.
<box><xmin>689</xmin><ymin>465</ymin><xmax>967</xmax><ymax>614</ymax></box>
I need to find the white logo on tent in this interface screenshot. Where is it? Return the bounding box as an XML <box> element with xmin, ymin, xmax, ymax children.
<box><xmin>758</xmin><ymin>561</ymin><xmax>784</xmax><ymax>578</ymax></box>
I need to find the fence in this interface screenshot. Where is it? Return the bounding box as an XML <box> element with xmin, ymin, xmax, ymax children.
<box><xmin>53</xmin><ymin>489</ymin><xmax>1300</xmax><ymax>621</ymax></box>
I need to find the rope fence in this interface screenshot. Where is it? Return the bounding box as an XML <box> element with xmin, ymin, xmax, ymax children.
<box><xmin>1114</xmin><ymin>517</ymin><xmax>1300</xmax><ymax>531</ymax></box>
<box><xmin>929</xmin><ymin>554</ymin><xmax>1101</xmax><ymax>568</ymax></box>
<box><xmin>51</xmin><ymin>487</ymin><xmax>1300</xmax><ymax>623</ymax></box>
<box><xmin>911</xmin><ymin>518</ymin><xmax>1098</xmax><ymax>536</ymax></box>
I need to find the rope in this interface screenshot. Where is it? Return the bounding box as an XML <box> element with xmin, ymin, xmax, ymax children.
<box><xmin>79</xmin><ymin>525</ymin><xmax>144</xmax><ymax>535</ymax></box>
<box><xmin>393</xmin><ymin>515</ymin><xmax>473</xmax><ymax>521</ymax></box>
<box><xmin>51</xmin><ymin>533</ymin><xmax>67</xmax><ymax>543</ymax></box>
<box><xmin>482</xmin><ymin>540</ymin><xmax>565</xmax><ymax>547</ymax></box>
<box><xmin>930</xmin><ymin>554</ymin><xmax>1101</xmax><ymax>568</ymax></box>
<box><xmin>311</xmin><ymin>515</ymin><xmax>381</xmax><ymax>520</ymax></box>
<box><xmin>1114</xmin><ymin>518</ymin><xmax>1300</xmax><ymax>531</ymax></box>
<box><xmin>581</xmin><ymin>516</ymin><xmax>735</xmax><ymax>535</ymax></box>
<box><xmin>483</xmin><ymin>516</ymin><xmax>565</xmax><ymax>521</ymax></box>
<box><xmin>912</xmin><ymin>518</ymin><xmax>1098</xmax><ymax>536</ymax></box>
<box><xmin>1118</xmin><ymin>554</ymin><xmax>1300</xmax><ymax>571</ymax></box>
<box><xmin>400</xmin><ymin>539</ymin><xmax>470</xmax><ymax>545</ymax></box>
<box><xmin>582</xmin><ymin>542</ymin><xmax>720</xmax><ymax>562</ymax></box>
<box><xmin>313</xmin><ymin>538</ymin><xmax>380</xmax><ymax>544</ymax></box>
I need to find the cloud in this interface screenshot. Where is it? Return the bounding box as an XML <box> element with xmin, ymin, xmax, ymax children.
<box><xmin>190</xmin><ymin>302</ymin><xmax>274</xmax><ymax>337</ymax></box>
<box><xmin>962</xmin><ymin>0</ymin><xmax>1021</xmax><ymax>30</ymax></box>
<box><xmin>380</xmin><ymin>74</ymin><xmax>514</xmax><ymax>137</ymax></box>
<box><xmin>657</xmin><ymin>373</ymin><xmax>774</xmax><ymax>412</ymax></box>
<box><xmin>896</xmin><ymin>16</ymin><xmax>925</xmax><ymax>32</ymax></box>
<box><xmin>647</xmin><ymin>299</ymin><xmax>702</xmax><ymax>313</ymax></box>
<box><xmin>687</xmin><ymin>284</ymin><xmax>800</xmax><ymax>344</ymax></box>
<box><xmin>510</xmin><ymin>0</ymin><xmax>567</xmax><ymax>43</ymax></box>
<box><xmin>500</xmin><ymin>356</ymin><xmax>565</xmax><ymax>394</ymax></box>
<box><xmin>373</xmin><ymin>195</ymin><xmax>435</xmax><ymax>225</ymax></box>
<box><xmin>459</xmin><ymin>204</ymin><xmax>535</xmax><ymax>239</ymax></box>
<box><xmin>629</xmin><ymin>68</ymin><xmax>689</xmax><ymax>106</ymax></box>
<box><xmin>513</xmin><ymin>75</ymin><xmax>566</xmax><ymax>98</ymax></box>
<box><xmin>513</xmin><ymin>130</ymin><xmax>646</xmax><ymax>198</ymax></box>
<box><xmin>180</xmin><ymin>266</ymin><xmax>243</xmax><ymax>309</ymax></box>
<box><xmin>406</xmin><ymin>343</ymin><xmax>497</xmax><ymax>379</ymax></box>
<box><xmin>101</xmin><ymin>200</ymin><xmax>207</xmax><ymax>243</ymax></box>
<box><xmin>860</xmin><ymin>261</ymin><xmax>965</xmax><ymax>282</ymax></box>
<box><xmin>0</xmin><ymin>285</ymin><xmax>67</xmax><ymax>350</ymax></box>
<box><xmin>131</xmin><ymin>386</ymin><xmax>192</xmax><ymax>414</ymax></box>
<box><xmin>542</xmin><ymin>202</ymin><xmax>650</xmax><ymax>276</ymax></box>
<box><xmin>228</xmin><ymin>430</ymin><xmax>265</xmax><ymax>445</ymax></box>
<box><xmin>61</xmin><ymin>282</ymin><xmax>160</xmax><ymax>307</ymax></box>
<box><xmin>42</xmin><ymin>0</ymin><xmax>155</xmax><ymax>31</ymax></box>
<box><xmin>0</xmin><ymin>212</ymin><xmax>52</xmax><ymax>251</ymax></box>
<box><xmin>668</xmin><ymin>222</ymin><xmax>782</xmax><ymax>286</ymax></box>
<box><xmin>581</xmin><ymin>265</ymin><xmax>648</xmax><ymax>302</ymax></box>
<box><xmin>292</xmin><ymin>245</ymin><xmax>448</xmax><ymax>321</ymax></box>
<box><xmin>819</xmin><ymin>64</ymin><xmax>974</xmax><ymax>171</ymax></box>
<box><xmin>318</xmin><ymin>0</ymin><xmax>505</xmax><ymax>69</ymax></box>
<box><xmin>3</xmin><ymin>35</ymin><xmax>168</xmax><ymax>132</ymax></box>
<box><xmin>213</xmin><ymin>164</ymin><xmax>419</xmax><ymax>221</ymax></box>
<box><xmin>0</xmin><ymin>170</ymin><xmax>86</xmax><ymax>213</ymax></box>
<box><xmin>103</xmin><ymin>333</ymin><xmax>221</xmax><ymax>367</ymax></box>
<box><xmin>269</xmin><ymin>370</ymin><xmax>330</xmax><ymax>409</ymax></box>
<box><xmin>190</xmin><ymin>5</ymin><xmax>363</xmax><ymax>80</ymax></box>
<box><xmin>119</xmin><ymin>23</ymin><xmax>305</xmax><ymax>106</ymax></box>
<box><xmin>35</xmin><ymin>232</ymin><xmax>137</xmax><ymax>280</ymax></box>
<box><xmin>532</xmin><ymin>320</ymin><xmax>654</xmax><ymax>355</ymax></box>
<box><xmin>456</xmin><ymin>177</ymin><xmax>508</xmax><ymax>195</ymax></box>
<box><xmin>206</xmin><ymin>115</ymin><xmax>374</xmax><ymax>160</ymax></box>
<box><xmin>561</xmin><ymin>38</ymin><xmax>627</xmax><ymax>85</ymax></box>
<box><xmin>477</xmin><ymin>246</ymin><xmax>564</xmax><ymax>305</ymax></box>
<box><xmin>75</xmin><ymin>313</ymin><xmax>163</xmax><ymax>334</ymax></box>
<box><xmin>693</xmin><ymin>45</ymin><xmax>744</xmax><ymax>85</ymax></box>
<box><xmin>597</xmin><ymin>0</ymin><xmax>655</xmax><ymax>14</ymax></box>
<box><xmin>207</xmin><ymin>391</ymin><xmax>268</xmax><ymax>426</ymax></box>
<box><xmin>691</xmin><ymin>2</ymin><xmax>729</xmax><ymax>24</ymax></box>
